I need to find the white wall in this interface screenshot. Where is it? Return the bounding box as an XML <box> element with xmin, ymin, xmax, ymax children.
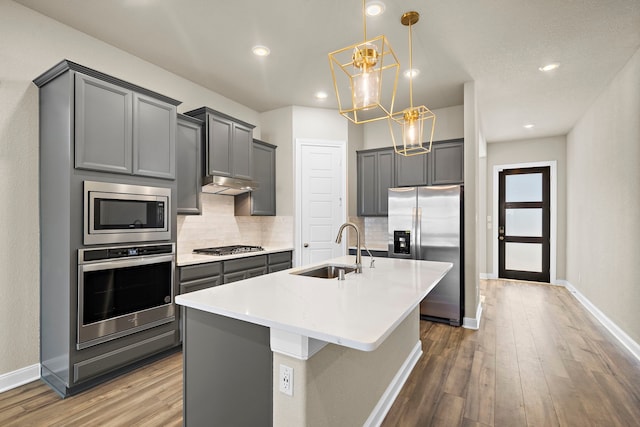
<box><xmin>566</xmin><ymin>47</ymin><xmax>640</xmax><ymax>345</ymax></box>
<box><xmin>485</xmin><ymin>136</ymin><xmax>567</xmax><ymax>278</ymax></box>
<box><xmin>362</xmin><ymin>105</ymin><xmax>464</xmax><ymax>150</ymax></box>
<box><xmin>0</xmin><ymin>0</ymin><xmax>262</xmax><ymax>376</ymax></box>
<box><xmin>463</xmin><ymin>82</ymin><xmax>481</xmax><ymax>325</ymax></box>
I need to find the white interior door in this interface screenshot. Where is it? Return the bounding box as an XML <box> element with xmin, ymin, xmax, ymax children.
<box><xmin>296</xmin><ymin>140</ymin><xmax>346</xmax><ymax>267</ymax></box>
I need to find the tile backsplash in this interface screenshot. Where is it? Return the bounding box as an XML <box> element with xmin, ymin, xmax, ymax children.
<box><xmin>176</xmin><ymin>193</ymin><xmax>293</xmax><ymax>255</ymax></box>
<box><xmin>178</xmin><ymin>194</ymin><xmax>388</xmax><ymax>255</ymax></box>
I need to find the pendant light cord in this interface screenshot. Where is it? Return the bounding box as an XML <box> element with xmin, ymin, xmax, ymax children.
<box><xmin>362</xmin><ymin>0</ymin><xmax>367</xmax><ymax>41</ymax></box>
<box><xmin>408</xmin><ymin>21</ymin><xmax>414</xmax><ymax>109</ymax></box>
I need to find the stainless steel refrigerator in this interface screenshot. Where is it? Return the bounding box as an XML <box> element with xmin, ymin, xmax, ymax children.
<box><xmin>388</xmin><ymin>185</ymin><xmax>464</xmax><ymax>326</ymax></box>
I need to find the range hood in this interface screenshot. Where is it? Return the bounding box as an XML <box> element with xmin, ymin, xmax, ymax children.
<box><xmin>202</xmin><ymin>175</ymin><xmax>259</xmax><ymax>196</ymax></box>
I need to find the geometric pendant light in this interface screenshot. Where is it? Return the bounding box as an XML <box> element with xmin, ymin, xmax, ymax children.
<box><xmin>389</xmin><ymin>11</ymin><xmax>436</xmax><ymax>156</ymax></box>
<box><xmin>328</xmin><ymin>0</ymin><xmax>400</xmax><ymax>124</ymax></box>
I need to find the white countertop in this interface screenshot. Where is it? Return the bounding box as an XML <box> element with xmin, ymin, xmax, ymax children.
<box><xmin>175</xmin><ymin>255</ymin><xmax>452</xmax><ymax>352</ymax></box>
<box><xmin>177</xmin><ymin>246</ymin><xmax>294</xmax><ymax>266</ymax></box>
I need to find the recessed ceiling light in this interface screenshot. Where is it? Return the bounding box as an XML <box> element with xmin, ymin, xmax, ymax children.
<box><xmin>315</xmin><ymin>91</ymin><xmax>328</xmax><ymax>100</ymax></box>
<box><xmin>523</xmin><ymin>124</ymin><xmax>535</xmax><ymax>129</ymax></box>
<box><xmin>538</xmin><ymin>63</ymin><xmax>560</xmax><ymax>72</ymax></box>
<box><xmin>365</xmin><ymin>1</ymin><xmax>385</xmax><ymax>16</ymax></box>
<box><xmin>404</xmin><ymin>68</ymin><xmax>420</xmax><ymax>78</ymax></box>
<box><xmin>252</xmin><ymin>45</ymin><xmax>271</xmax><ymax>57</ymax></box>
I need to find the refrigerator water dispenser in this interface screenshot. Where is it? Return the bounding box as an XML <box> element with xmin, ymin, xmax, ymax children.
<box><xmin>393</xmin><ymin>230</ymin><xmax>411</xmax><ymax>255</ymax></box>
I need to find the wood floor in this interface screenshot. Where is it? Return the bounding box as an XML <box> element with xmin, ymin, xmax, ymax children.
<box><xmin>2</xmin><ymin>280</ymin><xmax>639</xmax><ymax>426</ymax></box>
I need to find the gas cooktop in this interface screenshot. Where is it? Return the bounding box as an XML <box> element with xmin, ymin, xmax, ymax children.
<box><xmin>193</xmin><ymin>245</ymin><xmax>264</xmax><ymax>256</ymax></box>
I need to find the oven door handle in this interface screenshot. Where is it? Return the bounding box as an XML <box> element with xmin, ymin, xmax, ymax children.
<box><xmin>79</xmin><ymin>254</ymin><xmax>174</xmax><ymax>272</ymax></box>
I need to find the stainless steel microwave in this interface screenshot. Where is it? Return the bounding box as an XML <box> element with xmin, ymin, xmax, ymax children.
<box><xmin>84</xmin><ymin>181</ymin><xmax>171</xmax><ymax>245</ymax></box>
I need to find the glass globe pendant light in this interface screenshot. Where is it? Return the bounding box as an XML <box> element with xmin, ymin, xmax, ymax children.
<box><xmin>328</xmin><ymin>0</ymin><xmax>400</xmax><ymax>124</ymax></box>
<box><xmin>389</xmin><ymin>11</ymin><xmax>436</xmax><ymax>156</ymax></box>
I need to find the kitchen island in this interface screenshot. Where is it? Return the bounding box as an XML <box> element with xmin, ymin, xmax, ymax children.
<box><xmin>176</xmin><ymin>255</ymin><xmax>452</xmax><ymax>426</ymax></box>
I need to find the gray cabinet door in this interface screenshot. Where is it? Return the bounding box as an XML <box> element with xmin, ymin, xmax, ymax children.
<box><xmin>430</xmin><ymin>139</ymin><xmax>464</xmax><ymax>185</ymax></box>
<box><xmin>207</xmin><ymin>115</ymin><xmax>233</xmax><ymax>176</ymax></box>
<box><xmin>237</xmin><ymin>140</ymin><xmax>275</xmax><ymax>216</ymax></box>
<box><xmin>232</xmin><ymin>123</ymin><xmax>253</xmax><ymax>180</ymax></box>
<box><xmin>377</xmin><ymin>150</ymin><xmax>395</xmax><ymax>215</ymax></box>
<box><xmin>357</xmin><ymin>149</ymin><xmax>395</xmax><ymax>216</ymax></box>
<box><xmin>75</xmin><ymin>73</ymin><xmax>132</xmax><ymax>174</ymax></box>
<box><xmin>357</xmin><ymin>151</ymin><xmax>378</xmax><ymax>216</ymax></box>
<box><xmin>395</xmin><ymin>153</ymin><xmax>429</xmax><ymax>187</ymax></box>
<box><xmin>133</xmin><ymin>93</ymin><xmax>176</xmax><ymax>179</ymax></box>
<box><xmin>177</xmin><ymin>115</ymin><xmax>202</xmax><ymax>215</ymax></box>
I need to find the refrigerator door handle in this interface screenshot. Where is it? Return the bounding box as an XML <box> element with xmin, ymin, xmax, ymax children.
<box><xmin>414</xmin><ymin>207</ymin><xmax>422</xmax><ymax>260</ymax></box>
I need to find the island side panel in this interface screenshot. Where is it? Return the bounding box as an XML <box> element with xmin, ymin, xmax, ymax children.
<box><xmin>273</xmin><ymin>308</ymin><xmax>421</xmax><ymax>427</ymax></box>
<box><xmin>183</xmin><ymin>308</ymin><xmax>273</xmax><ymax>426</ymax></box>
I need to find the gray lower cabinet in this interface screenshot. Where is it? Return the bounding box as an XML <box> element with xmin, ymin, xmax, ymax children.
<box><xmin>74</xmin><ymin>71</ymin><xmax>178</xmax><ymax>179</ymax></box>
<box><xmin>268</xmin><ymin>251</ymin><xmax>292</xmax><ymax>273</ymax></box>
<box><xmin>179</xmin><ymin>262</ymin><xmax>222</xmax><ymax>294</ymax></box>
<box><xmin>185</xmin><ymin>107</ymin><xmax>255</xmax><ymax>180</ymax></box>
<box><xmin>235</xmin><ymin>139</ymin><xmax>276</xmax><ymax>216</ymax></box>
<box><xmin>223</xmin><ymin>255</ymin><xmax>268</xmax><ymax>283</ymax></box>
<box><xmin>178</xmin><ymin>251</ymin><xmax>292</xmax><ymax>293</ymax></box>
<box><xmin>183</xmin><ymin>308</ymin><xmax>272</xmax><ymax>426</ymax></box>
<box><xmin>357</xmin><ymin>148</ymin><xmax>395</xmax><ymax>216</ymax></box>
<box><xmin>177</xmin><ymin>114</ymin><xmax>202</xmax><ymax>215</ymax></box>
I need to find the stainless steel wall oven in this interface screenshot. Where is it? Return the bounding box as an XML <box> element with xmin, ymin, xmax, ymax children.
<box><xmin>77</xmin><ymin>243</ymin><xmax>175</xmax><ymax>349</ymax></box>
<box><xmin>84</xmin><ymin>181</ymin><xmax>171</xmax><ymax>245</ymax></box>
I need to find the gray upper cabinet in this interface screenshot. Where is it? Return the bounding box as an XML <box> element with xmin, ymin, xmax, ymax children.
<box><xmin>133</xmin><ymin>93</ymin><xmax>177</xmax><ymax>179</ymax></box>
<box><xmin>235</xmin><ymin>139</ymin><xmax>276</xmax><ymax>216</ymax></box>
<box><xmin>208</xmin><ymin>115</ymin><xmax>233</xmax><ymax>176</ymax></box>
<box><xmin>232</xmin><ymin>123</ymin><xmax>253</xmax><ymax>180</ymax></box>
<box><xmin>394</xmin><ymin>138</ymin><xmax>464</xmax><ymax>187</ymax></box>
<box><xmin>357</xmin><ymin>148</ymin><xmax>395</xmax><ymax>216</ymax></box>
<box><xmin>430</xmin><ymin>139</ymin><xmax>464</xmax><ymax>185</ymax></box>
<box><xmin>75</xmin><ymin>73</ymin><xmax>133</xmax><ymax>174</ymax></box>
<box><xmin>177</xmin><ymin>114</ymin><xmax>202</xmax><ymax>215</ymax></box>
<box><xmin>74</xmin><ymin>71</ymin><xmax>178</xmax><ymax>179</ymax></box>
<box><xmin>186</xmin><ymin>107</ymin><xmax>256</xmax><ymax>181</ymax></box>
<box><xmin>395</xmin><ymin>152</ymin><xmax>429</xmax><ymax>187</ymax></box>
<box><xmin>357</xmin><ymin>139</ymin><xmax>464</xmax><ymax>217</ymax></box>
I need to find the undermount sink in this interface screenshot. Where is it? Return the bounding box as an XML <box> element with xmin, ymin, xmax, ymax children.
<box><xmin>290</xmin><ymin>264</ymin><xmax>356</xmax><ymax>279</ymax></box>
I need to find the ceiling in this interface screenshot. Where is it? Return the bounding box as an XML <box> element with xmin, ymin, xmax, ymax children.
<box><xmin>14</xmin><ymin>0</ymin><xmax>640</xmax><ymax>142</ymax></box>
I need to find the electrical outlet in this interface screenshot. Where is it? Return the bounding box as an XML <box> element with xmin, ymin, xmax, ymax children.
<box><xmin>279</xmin><ymin>364</ymin><xmax>293</xmax><ymax>396</ymax></box>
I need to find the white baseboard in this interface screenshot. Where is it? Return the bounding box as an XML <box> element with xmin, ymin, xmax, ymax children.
<box><xmin>0</xmin><ymin>364</ymin><xmax>40</xmax><ymax>394</ymax></box>
<box><xmin>364</xmin><ymin>340</ymin><xmax>422</xmax><ymax>427</ymax></box>
<box><xmin>480</xmin><ymin>273</ymin><xmax>498</xmax><ymax>280</ymax></box>
<box><xmin>563</xmin><ymin>280</ymin><xmax>640</xmax><ymax>363</ymax></box>
<box><xmin>463</xmin><ymin>299</ymin><xmax>483</xmax><ymax>330</ymax></box>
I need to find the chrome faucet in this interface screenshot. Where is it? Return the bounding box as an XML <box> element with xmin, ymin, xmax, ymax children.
<box><xmin>335</xmin><ymin>222</ymin><xmax>362</xmax><ymax>273</ymax></box>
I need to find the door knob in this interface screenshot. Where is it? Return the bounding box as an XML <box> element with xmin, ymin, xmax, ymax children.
<box><xmin>303</xmin><ymin>243</ymin><xmax>309</xmax><ymax>248</ymax></box>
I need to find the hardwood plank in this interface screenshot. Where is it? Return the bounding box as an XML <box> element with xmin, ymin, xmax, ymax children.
<box><xmin>463</xmin><ymin>350</ymin><xmax>495</xmax><ymax>426</ymax></box>
<box><xmin>432</xmin><ymin>393</ymin><xmax>465</xmax><ymax>426</ymax></box>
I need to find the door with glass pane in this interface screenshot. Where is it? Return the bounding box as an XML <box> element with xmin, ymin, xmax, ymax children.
<box><xmin>498</xmin><ymin>167</ymin><xmax>550</xmax><ymax>282</ymax></box>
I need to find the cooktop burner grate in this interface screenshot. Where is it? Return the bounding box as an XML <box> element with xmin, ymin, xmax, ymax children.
<box><xmin>193</xmin><ymin>245</ymin><xmax>264</xmax><ymax>256</ymax></box>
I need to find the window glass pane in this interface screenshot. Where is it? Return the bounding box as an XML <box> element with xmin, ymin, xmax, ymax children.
<box><xmin>506</xmin><ymin>208</ymin><xmax>542</xmax><ymax>237</ymax></box>
<box><xmin>505</xmin><ymin>243</ymin><xmax>542</xmax><ymax>272</ymax></box>
<box><xmin>506</xmin><ymin>173</ymin><xmax>542</xmax><ymax>202</ymax></box>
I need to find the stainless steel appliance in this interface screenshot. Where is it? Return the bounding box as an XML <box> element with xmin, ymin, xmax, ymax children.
<box><xmin>84</xmin><ymin>181</ymin><xmax>171</xmax><ymax>245</ymax></box>
<box><xmin>388</xmin><ymin>185</ymin><xmax>464</xmax><ymax>325</ymax></box>
<box><xmin>77</xmin><ymin>243</ymin><xmax>175</xmax><ymax>349</ymax></box>
<box><xmin>193</xmin><ymin>245</ymin><xmax>264</xmax><ymax>256</ymax></box>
